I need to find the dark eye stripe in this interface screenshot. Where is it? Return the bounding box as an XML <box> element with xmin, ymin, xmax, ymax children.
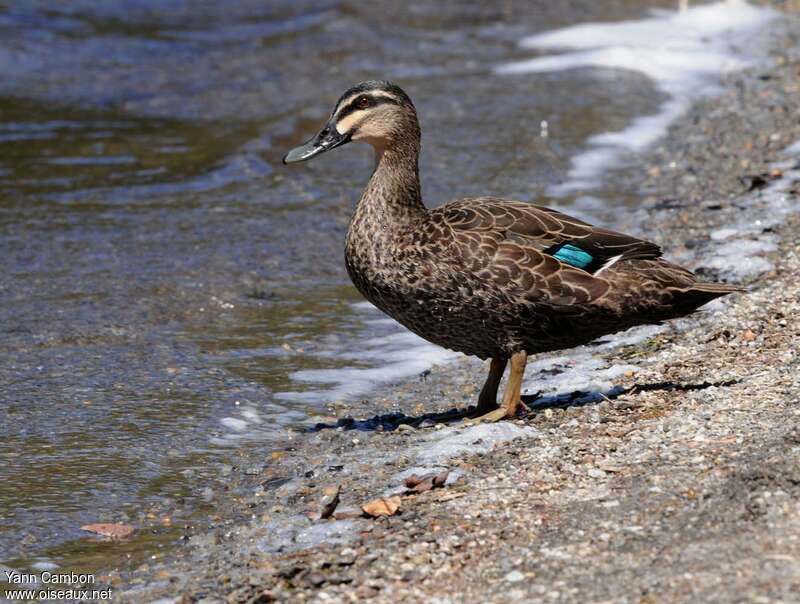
<box><xmin>336</xmin><ymin>95</ymin><xmax>400</xmax><ymax>121</ymax></box>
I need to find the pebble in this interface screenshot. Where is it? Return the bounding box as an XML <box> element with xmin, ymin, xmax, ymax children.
<box><xmin>504</xmin><ymin>570</ymin><xmax>525</xmax><ymax>583</ymax></box>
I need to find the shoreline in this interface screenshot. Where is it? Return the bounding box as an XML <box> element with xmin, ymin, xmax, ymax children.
<box><xmin>108</xmin><ymin>5</ymin><xmax>800</xmax><ymax>603</ymax></box>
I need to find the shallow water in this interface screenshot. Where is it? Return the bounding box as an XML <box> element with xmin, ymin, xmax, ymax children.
<box><xmin>0</xmin><ymin>0</ymin><xmax>772</xmax><ymax>578</ymax></box>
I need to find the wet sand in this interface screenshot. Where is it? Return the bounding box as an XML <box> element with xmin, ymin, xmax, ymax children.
<box><xmin>96</xmin><ymin>3</ymin><xmax>800</xmax><ymax>602</ymax></box>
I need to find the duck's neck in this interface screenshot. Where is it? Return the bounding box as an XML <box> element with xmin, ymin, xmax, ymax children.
<box><xmin>354</xmin><ymin>137</ymin><xmax>426</xmax><ymax>229</ymax></box>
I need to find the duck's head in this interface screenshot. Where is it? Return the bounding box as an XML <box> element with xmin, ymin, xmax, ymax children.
<box><xmin>283</xmin><ymin>80</ymin><xmax>419</xmax><ymax>164</ymax></box>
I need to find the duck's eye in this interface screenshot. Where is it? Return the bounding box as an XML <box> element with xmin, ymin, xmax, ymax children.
<box><xmin>356</xmin><ymin>96</ymin><xmax>371</xmax><ymax>109</ymax></box>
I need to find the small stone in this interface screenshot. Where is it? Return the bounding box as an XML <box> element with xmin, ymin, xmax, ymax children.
<box><xmin>332</xmin><ymin>507</ymin><xmax>363</xmax><ymax>520</ymax></box>
<box><xmin>355</xmin><ymin>585</ymin><xmax>379</xmax><ymax>598</ymax></box>
<box><xmin>504</xmin><ymin>570</ymin><xmax>525</xmax><ymax>583</ymax></box>
<box><xmin>307</xmin><ymin>572</ymin><xmax>326</xmax><ymax>587</ymax></box>
<box><xmin>319</xmin><ymin>485</ymin><xmax>341</xmax><ymax>520</ymax></box>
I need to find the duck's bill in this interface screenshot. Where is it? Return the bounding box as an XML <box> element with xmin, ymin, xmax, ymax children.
<box><xmin>282</xmin><ymin>125</ymin><xmax>350</xmax><ymax>164</ymax></box>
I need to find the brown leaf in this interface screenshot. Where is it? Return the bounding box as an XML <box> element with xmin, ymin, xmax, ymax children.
<box><xmin>361</xmin><ymin>496</ymin><xmax>401</xmax><ymax>517</ymax></box>
<box><xmin>410</xmin><ymin>477</ymin><xmax>435</xmax><ymax>493</ymax></box>
<box><xmin>406</xmin><ymin>470</ymin><xmax>449</xmax><ymax>493</ymax></box>
<box><xmin>404</xmin><ymin>474</ymin><xmax>424</xmax><ymax>488</ymax></box>
<box><xmin>81</xmin><ymin>523</ymin><xmax>135</xmax><ymax>539</ymax></box>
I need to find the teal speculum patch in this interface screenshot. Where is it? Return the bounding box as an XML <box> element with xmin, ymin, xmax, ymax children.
<box><xmin>552</xmin><ymin>243</ymin><xmax>594</xmax><ymax>269</ymax></box>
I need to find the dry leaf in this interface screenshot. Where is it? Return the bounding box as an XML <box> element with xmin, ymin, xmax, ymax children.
<box><xmin>404</xmin><ymin>474</ymin><xmax>424</xmax><ymax>488</ymax></box>
<box><xmin>81</xmin><ymin>523</ymin><xmax>135</xmax><ymax>539</ymax></box>
<box><xmin>432</xmin><ymin>470</ymin><xmax>449</xmax><ymax>487</ymax></box>
<box><xmin>410</xmin><ymin>477</ymin><xmax>435</xmax><ymax>493</ymax></box>
<box><xmin>406</xmin><ymin>470</ymin><xmax>449</xmax><ymax>493</ymax></box>
<box><xmin>361</xmin><ymin>496</ymin><xmax>401</xmax><ymax>517</ymax></box>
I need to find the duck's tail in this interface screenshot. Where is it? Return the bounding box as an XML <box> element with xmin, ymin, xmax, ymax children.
<box><xmin>675</xmin><ymin>281</ymin><xmax>744</xmax><ymax>314</ymax></box>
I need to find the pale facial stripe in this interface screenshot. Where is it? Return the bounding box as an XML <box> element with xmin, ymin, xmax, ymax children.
<box><xmin>333</xmin><ymin>90</ymin><xmax>401</xmax><ymax>119</ymax></box>
<box><xmin>335</xmin><ymin>109</ymin><xmax>369</xmax><ymax>135</ymax></box>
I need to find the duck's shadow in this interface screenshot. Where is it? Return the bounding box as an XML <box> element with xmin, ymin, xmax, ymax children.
<box><xmin>308</xmin><ymin>378</ymin><xmax>739</xmax><ymax>433</ymax></box>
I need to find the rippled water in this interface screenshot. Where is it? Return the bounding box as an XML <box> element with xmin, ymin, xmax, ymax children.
<box><xmin>0</xmin><ymin>0</ymin><xmax>769</xmax><ymax>579</ymax></box>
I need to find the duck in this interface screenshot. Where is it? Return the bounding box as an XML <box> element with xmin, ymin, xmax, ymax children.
<box><xmin>283</xmin><ymin>80</ymin><xmax>740</xmax><ymax>423</ymax></box>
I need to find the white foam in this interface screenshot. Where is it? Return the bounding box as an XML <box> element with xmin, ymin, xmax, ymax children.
<box><xmin>521</xmin><ymin>324</ymin><xmax>664</xmax><ymax>401</ymax></box>
<box><xmin>276</xmin><ymin>303</ymin><xmax>460</xmax><ymax>405</ymax></box>
<box><xmin>220</xmin><ymin>417</ymin><xmax>248</xmax><ymax>431</ymax></box>
<box><xmin>414</xmin><ymin>423</ymin><xmax>538</xmax><ymax>466</ymax></box>
<box><xmin>523</xmin><ymin>356</ymin><xmax>638</xmax><ymax>400</ymax></box>
<box><xmin>688</xmin><ymin>139</ymin><xmax>800</xmax><ymax>281</ymax></box>
<box><xmin>211</xmin><ymin>406</ymin><xmax>306</xmax><ymax>447</ymax></box>
<box><xmin>783</xmin><ymin>140</ymin><xmax>800</xmax><ymax>155</ymax></box>
<box><xmin>496</xmin><ymin>1</ymin><xmax>776</xmax><ymax>196</ymax></box>
<box><xmin>257</xmin><ymin>516</ymin><xmax>360</xmax><ymax>554</ymax></box>
<box><xmin>710</xmin><ymin>227</ymin><xmax>741</xmax><ymax>241</ymax></box>
<box><xmin>210</xmin><ymin>304</ymin><xmax>462</xmax><ymax>446</ymax></box>
<box><xmin>701</xmin><ymin>254</ymin><xmax>774</xmax><ymax>279</ymax></box>
<box><xmin>30</xmin><ymin>560</ymin><xmax>59</xmax><ymax>572</ymax></box>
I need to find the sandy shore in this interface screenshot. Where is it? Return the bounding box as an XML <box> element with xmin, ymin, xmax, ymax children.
<box><xmin>112</xmin><ymin>5</ymin><xmax>800</xmax><ymax>603</ymax></box>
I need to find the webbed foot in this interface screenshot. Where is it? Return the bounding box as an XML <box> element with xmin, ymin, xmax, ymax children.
<box><xmin>463</xmin><ymin>407</ymin><xmax>510</xmax><ymax>424</ymax></box>
<box><xmin>463</xmin><ymin>351</ymin><xmax>529</xmax><ymax>425</ymax></box>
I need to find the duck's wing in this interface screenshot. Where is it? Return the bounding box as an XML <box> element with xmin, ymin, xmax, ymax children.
<box><xmin>438</xmin><ymin>198</ymin><xmax>662</xmax><ymax>269</ymax></box>
<box><xmin>429</xmin><ymin>198</ymin><xmax>669</xmax><ymax>307</ymax></box>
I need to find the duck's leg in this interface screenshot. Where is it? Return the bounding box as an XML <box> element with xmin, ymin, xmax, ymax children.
<box><xmin>424</xmin><ymin>358</ymin><xmax>507</xmax><ymax>423</ymax></box>
<box><xmin>465</xmin><ymin>351</ymin><xmax>527</xmax><ymax>424</ymax></box>
<box><xmin>475</xmin><ymin>357</ymin><xmax>507</xmax><ymax>413</ymax></box>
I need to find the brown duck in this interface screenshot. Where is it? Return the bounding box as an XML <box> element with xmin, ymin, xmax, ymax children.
<box><xmin>283</xmin><ymin>80</ymin><xmax>739</xmax><ymax>422</ymax></box>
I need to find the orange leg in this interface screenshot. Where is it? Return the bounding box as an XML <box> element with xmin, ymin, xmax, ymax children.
<box><xmin>466</xmin><ymin>351</ymin><xmax>527</xmax><ymax>423</ymax></box>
